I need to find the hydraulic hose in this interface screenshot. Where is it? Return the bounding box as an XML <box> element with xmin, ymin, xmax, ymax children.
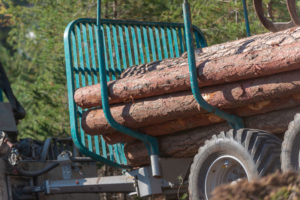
<box><xmin>16</xmin><ymin>162</ymin><xmax>59</xmax><ymax>177</ymax></box>
<box><xmin>40</xmin><ymin>138</ymin><xmax>52</xmax><ymax>161</ymax></box>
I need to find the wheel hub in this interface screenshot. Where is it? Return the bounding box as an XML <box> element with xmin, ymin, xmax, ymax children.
<box><xmin>204</xmin><ymin>155</ymin><xmax>249</xmax><ymax>199</ymax></box>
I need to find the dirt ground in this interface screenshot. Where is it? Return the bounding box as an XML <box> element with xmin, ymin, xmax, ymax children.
<box><xmin>211</xmin><ymin>171</ymin><xmax>300</xmax><ymax>200</ymax></box>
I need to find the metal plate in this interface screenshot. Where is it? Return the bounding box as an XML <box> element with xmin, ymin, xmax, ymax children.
<box><xmin>0</xmin><ymin>103</ymin><xmax>17</xmax><ymax>132</ymax></box>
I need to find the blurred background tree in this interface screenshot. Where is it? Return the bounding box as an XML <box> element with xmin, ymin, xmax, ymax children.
<box><xmin>0</xmin><ymin>0</ymin><xmax>290</xmax><ymax>140</ymax></box>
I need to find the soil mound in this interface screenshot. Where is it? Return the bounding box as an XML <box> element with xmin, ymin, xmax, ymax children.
<box><xmin>211</xmin><ymin>172</ymin><xmax>300</xmax><ymax>200</ymax></box>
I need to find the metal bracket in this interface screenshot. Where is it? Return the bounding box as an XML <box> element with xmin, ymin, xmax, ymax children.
<box><xmin>43</xmin><ymin>175</ymin><xmax>136</xmax><ymax>194</ymax></box>
<box><xmin>20</xmin><ymin>159</ymin><xmax>193</xmax><ymax>197</ymax></box>
<box><xmin>57</xmin><ymin>151</ymin><xmax>72</xmax><ymax>180</ymax></box>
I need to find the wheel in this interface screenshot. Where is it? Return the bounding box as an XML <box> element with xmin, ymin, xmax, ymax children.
<box><xmin>188</xmin><ymin>129</ymin><xmax>281</xmax><ymax>200</ymax></box>
<box><xmin>286</xmin><ymin>0</ymin><xmax>300</xmax><ymax>25</ymax></box>
<box><xmin>281</xmin><ymin>113</ymin><xmax>300</xmax><ymax>172</ymax></box>
<box><xmin>253</xmin><ymin>0</ymin><xmax>294</xmax><ymax>32</ymax></box>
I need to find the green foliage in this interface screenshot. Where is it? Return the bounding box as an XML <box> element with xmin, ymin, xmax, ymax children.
<box><xmin>160</xmin><ymin>0</ymin><xmax>268</xmax><ymax>45</ymax></box>
<box><xmin>270</xmin><ymin>187</ymin><xmax>292</xmax><ymax>200</ymax></box>
<box><xmin>0</xmin><ymin>0</ymin><xmax>292</xmax><ymax>140</ymax></box>
<box><xmin>3</xmin><ymin>0</ymin><xmax>100</xmax><ymax>140</ymax></box>
<box><xmin>180</xmin><ymin>193</ymin><xmax>188</xmax><ymax>200</ymax></box>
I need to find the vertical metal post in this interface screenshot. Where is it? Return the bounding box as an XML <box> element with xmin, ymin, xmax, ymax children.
<box><xmin>96</xmin><ymin>0</ymin><xmax>161</xmax><ymax>177</ymax></box>
<box><xmin>183</xmin><ymin>0</ymin><xmax>244</xmax><ymax>130</ymax></box>
<box><xmin>97</xmin><ymin>0</ymin><xmax>101</xmax><ymax>28</ymax></box>
<box><xmin>242</xmin><ymin>0</ymin><xmax>251</xmax><ymax>36</ymax></box>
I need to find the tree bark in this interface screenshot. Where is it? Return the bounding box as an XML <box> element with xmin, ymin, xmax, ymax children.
<box><xmin>125</xmin><ymin>106</ymin><xmax>300</xmax><ymax>167</ymax></box>
<box><xmin>74</xmin><ymin>28</ymin><xmax>300</xmax><ymax>109</ymax></box>
<box><xmin>103</xmin><ymin>93</ymin><xmax>300</xmax><ymax>144</ymax></box>
<box><xmin>82</xmin><ymin>70</ymin><xmax>300</xmax><ymax>135</ymax></box>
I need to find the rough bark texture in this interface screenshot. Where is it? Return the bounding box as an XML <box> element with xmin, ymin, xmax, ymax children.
<box><xmin>103</xmin><ymin>93</ymin><xmax>300</xmax><ymax>144</ymax></box>
<box><xmin>74</xmin><ymin>34</ymin><xmax>300</xmax><ymax>109</ymax></box>
<box><xmin>125</xmin><ymin>106</ymin><xmax>300</xmax><ymax>167</ymax></box>
<box><xmin>123</xmin><ymin>27</ymin><xmax>300</xmax><ymax>77</ymax></box>
<box><xmin>82</xmin><ymin>70</ymin><xmax>300</xmax><ymax>135</ymax></box>
<box><xmin>102</xmin><ymin>131</ymin><xmax>135</xmax><ymax>145</ymax></box>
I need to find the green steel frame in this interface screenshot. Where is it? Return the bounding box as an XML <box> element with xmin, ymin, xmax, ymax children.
<box><xmin>242</xmin><ymin>0</ymin><xmax>251</xmax><ymax>36</ymax></box>
<box><xmin>183</xmin><ymin>0</ymin><xmax>244</xmax><ymax>130</ymax></box>
<box><xmin>64</xmin><ymin>0</ymin><xmax>246</xmax><ymax>170</ymax></box>
<box><xmin>64</xmin><ymin>7</ymin><xmax>207</xmax><ymax>168</ymax></box>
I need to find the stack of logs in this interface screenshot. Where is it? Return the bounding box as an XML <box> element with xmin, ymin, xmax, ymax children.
<box><xmin>74</xmin><ymin>27</ymin><xmax>300</xmax><ymax>166</ymax></box>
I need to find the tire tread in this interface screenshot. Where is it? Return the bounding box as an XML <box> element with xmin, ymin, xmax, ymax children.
<box><xmin>189</xmin><ymin>128</ymin><xmax>281</xmax><ymax>200</ymax></box>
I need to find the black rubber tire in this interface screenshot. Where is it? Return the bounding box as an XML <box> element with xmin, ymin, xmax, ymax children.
<box><xmin>188</xmin><ymin>129</ymin><xmax>281</xmax><ymax>200</ymax></box>
<box><xmin>281</xmin><ymin>113</ymin><xmax>300</xmax><ymax>172</ymax></box>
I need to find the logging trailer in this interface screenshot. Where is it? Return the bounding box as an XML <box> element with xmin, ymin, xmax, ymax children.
<box><xmin>1</xmin><ymin>0</ymin><xmax>300</xmax><ymax>199</ymax></box>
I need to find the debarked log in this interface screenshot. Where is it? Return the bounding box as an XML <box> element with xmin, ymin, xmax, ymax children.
<box><xmin>125</xmin><ymin>106</ymin><xmax>300</xmax><ymax>167</ymax></box>
<box><xmin>74</xmin><ymin>38</ymin><xmax>300</xmax><ymax>109</ymax></box>
<box><xmin>103</xmin><ymin>93</ymin><xmax>300</xmax><ymax>144</ymax></box>
<box><xmin>82</xmin><ymin>70</ymin><xmax>300</xmax><ymax>135</ymax></box>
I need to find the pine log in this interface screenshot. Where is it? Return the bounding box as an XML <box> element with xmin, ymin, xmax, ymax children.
<box><xmin>102</xmin><ymin>131</ymin><xmax>135</xmax><ymax>144</ymax></box>
<box><xmin>74</xmin><ymin>28</ymin><xmax>300</xmax><ymax>109</ymax></box>
<box><xmin>103</xmin><ymin>94</ymin><xmax>300</xmax><ymax>144</ymax></box>
<box><xmin>82</xmin><ymin>70</ymin><xmax>300</xmax><ymax>135</ymax></box>
<box><xmin>125</xmin><ymin>106</ymin><xmax>300</xmax><ymax>167</ymax></box>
